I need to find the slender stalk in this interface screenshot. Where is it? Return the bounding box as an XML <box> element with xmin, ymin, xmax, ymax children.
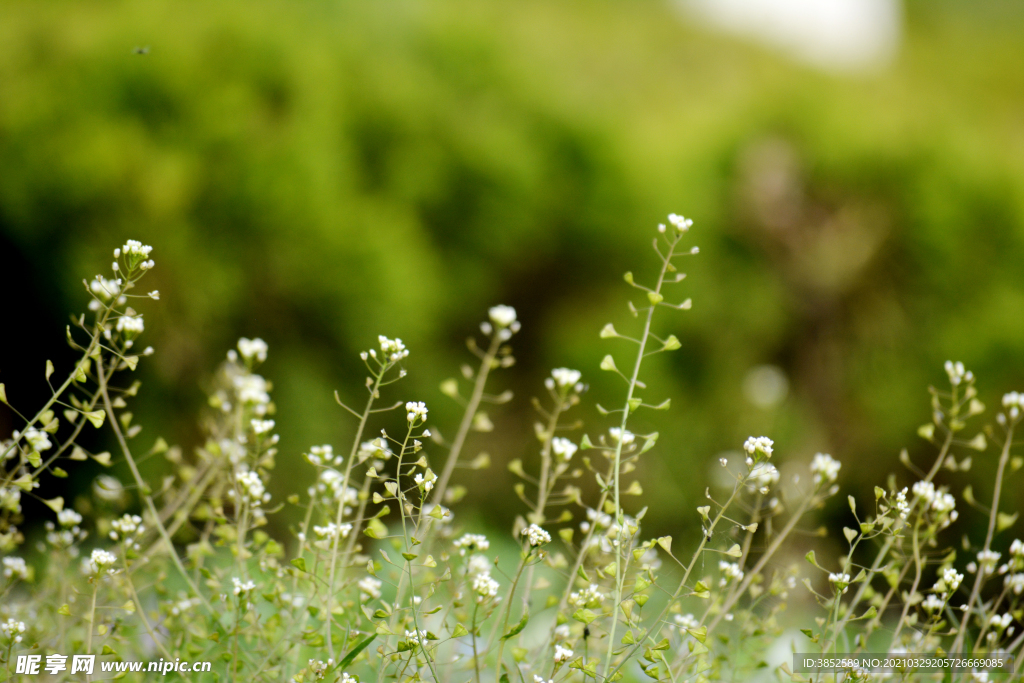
<box><xmin>952</xmin><ymin>422</ymin><xmax>1016</xmax><ymax>654</ymax></box>
<box><xmin>431</xmin><ymin>333</ymin><xmax>502</xmax><ymax>509</ymax></box>
<box><xmin>95</xmin><ymin>357</ymin><xmax>214</xmax><ymax>614</ymax></box>
<box><xmin>603</xmin><ymin>238</ymin><xmax>678</xmax><ymax>677</ymax></box>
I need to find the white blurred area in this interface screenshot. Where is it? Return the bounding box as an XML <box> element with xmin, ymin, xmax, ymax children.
<box><xmin>680</xmin><ymin>0</ymin><xmax>902</xmax><ymax>73</ymax></box>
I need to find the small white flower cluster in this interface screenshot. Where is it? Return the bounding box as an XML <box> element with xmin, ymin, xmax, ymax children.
<box><xmin>313</xmin><ymin>522</ymin><xmax>352</xmax><ymax>541</ymax></box>
<box><xmin>316</xmin><ymin>471</ymin><xmax>358</xmax><ymax>505</ymax></box>
<box><xmin>989</xmin><ymin>613</ymin><xmax>1012</xmax><ymax>630</ymax></box>
<box><xmin>232</xmin><ymin>577</ymin><xmax>256</xmax><ymax>596</ymax></box>
<box><xmin>534</xmin><ymin>676</ymin><xmax>553</xmax><ymax>683</ymax></box>
<box><xmin>910</xmin><ymin>481</ymin><xmax>959</xmax><ymax>527</ymax></box>
<box><xmin>307</xmin><ymin>658</ymin><xmax>335</xmax><ymax>681</ymax></box>
<box><xmin>233</xmin><ymin>374</ymin><xmax>271</xmax><ymax>415</ymax></box>
<box><xmin>58</xmin><ymin>509</ymin><xmax>83</xmax><ymax>527</ymax></box>
<box><xmin>88</xmin><ymin>548</ymin><xmax>119</xmax><ymax>575</ymax></box>
<box><xmin>548</xmin><ymin>367</ymin><xmax>583</xmax><ymax>392</ymax></box>
<box><xmin>749</xmin><ymin>462</ymin><xmax>779</xmax><ymax>494</ymax></box>
<box><xmin>169</xmin><ymin>597</ymin><xmax>203</xmax><ymax>616</ymax></box>
<box><xmin>1001</xmin><ymin>392</ymin><xmax>1024</xmax><ymax>423</ymax></box>
<box><xmin>609</xmin><ymin>428</ymin><xmax>635</xmax><ymax>446</ymax></box>
<box><xmin>358</xmin><ymin>576</ymin><xmax>382</xmax><ymax>600</ymax></box>
<box><xmin>414</xmin><ymin>470</ymin><xmax>436</xmax><ymax>492</ymax></box>
<box><xmin>551</xmin><ymin>437</ymin><xmax>578</xmax><ymax>462</ymax></box>
<box><xmin>666</xmin><ymin>213</ymin><xmax>693</xmax><ymax>233</ymax></box>
<box><xmin>938</xmin><ymin>567</ymin><xmax>964</xmax><ymax>594</ymax></box>
<box><xmin>251</xmin><ymin>419</ymin><xmax>275</xmax><ymax>435</ymax></box>
<box><xmin>976</xmin><ymin>550</ymin><xmax>1001</xmax><ymax>575</ymax></box>
<box><xmin>674</xmin><ymin>613</ymin><xmax>699</xmax><ymax>631</ymax></box>
<box><xmin>522</xmin><ymin>523</ymin><xmax>551</xmax><ymax>547</ymax></box>
<box><xmin>378</xmin><ymin>336</ymin><xmax>409</xmax><ymax>362</ymax></box>
<box><xmin>235</xmin><ymin>338</ymin><xmax>268</xmax><ymax>364</ymax></box>
<box><xmin>406</xmin><ymin>401</ymin><xmax>428</xmax><ymax>424</ymax></box>
<box><xmin>488</xmin><ymin>305</ymin><xmax>518</xmax><ymax>328</ymax></box>
<box><xmin>944</xmin><ymin>360</ymin><xmax>973</xmax><ymax>387</ymax></box>
<box><xmin>308</xmin><ymin>444</ymin><xmax>337</xmax><ymax>467</ymax></box>
<box><xmin>472</xmin><ymin>571</ymin><xmax>500</xmax><ymax>602</ymax></box>
<box><xmin>1</xmin><ymin>618</ymin><xmax>26</xmax><ymax>644</ymax></box>
<box><xmin>1004</xmin><ymin>573</ymin><xmax>1024</xmax><ymax>595</ymax></box>
<box><xmin>115</xmin><ymin>239</ymin><xmax>155</xmax><ymax>270</ymax></box>
<box><xmin>116</xmin><ymin>314</ymin><xmax>145</xmax><ymax>336</ymax></box>
<box><xmin>568</xmin><ymin>583</ymin><xmax>606</xmax><ymax>608</ymax></box>
<box><xmin>829</xmin><ymin>572</ymin><xmax>852</xmax><ymax>594</ymax></box>
<box><xmin>554</xmin><ymin>645</ymin><xmax>574</xmax><ymax>663</ymax></box>
<box><xmin>404</xmin><ymin>629</ymin><xmax>428</xmax><ymax>646</ymax></box>
<box><xmin>894</xmin><ymin>487</ymin><xmax>910</xmax><ymax>519</ymax></box>
<box><xmin>235</xmin><ymin>470</ymin><xmax>270</xmax><ymax>505</ymax></box>
<box><xmin>466</xmin><ymin>555</ymin><xmax>492</xmax><ymax>577</ymax></box>
<box><xmin>454</xmin><ymin>533</ymin><xmax>490</xmax><ymax>556</ymax></box>
<box><xmin>2</xmin><ymin>556</ymin><xmax>29</xmax><ymax>581</ymax></box>
<box><xmin>88</xmin><ymin>276</ymin><xmax>125</xmax><ymax>310</ymax></box>
<box><xmin>741</xmin><ymin>436</ymin><xmax>770</xmax><ymax>462</ymax></box>
<box><xmin>719</xmin><ymin>561</ymin><xmax>744</xmax><ymax>586</ymax></box>
<box><xmin>0</xmin><ymin>486</ymin><xmax>21</xmax><ymax>513</ymax></box>
<box><xmin>921</xmin><ymin>594</ymin><xmax>945</xmax><ymax>612</ymax></box>
<box><xmin>110</xmin><ymin>513</ymin><xmax>144</xmax><ymax>543</ymax></box>
<box><xmin>17</xmin><ymin>427</ymin><xmax>53</xmax><ymax>453</ymax></box>
<box><xmin>810</xmin><ymin>453</ymin><xmax>841</xmax><ymax>484</ymax></box>
<box><xmin>357</xmin><ymin>439</ymin><xmax>392</xmax><ymax>464</ymax></box>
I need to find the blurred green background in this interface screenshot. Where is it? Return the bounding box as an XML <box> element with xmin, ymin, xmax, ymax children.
<box><xmin>2</xmin><ymin>0</ymin><xmax>1024</xmax><ymax>540</ymax></box>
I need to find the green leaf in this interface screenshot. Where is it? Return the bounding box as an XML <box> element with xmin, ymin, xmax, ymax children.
<box><xmin>337</xmin><ymin>634</ymin><xmax>377</xmax><ymax>670</ymax></box>
<box><xmin>686</xmin><ymin>626</ymin><xmax>707</xmax><ymax>643</ymax></box>
<box><xmin>52</xmin><ymin>467</ymin><xmax>68</xmax><ymax>478</ymax></box>
<box><xmin>402</xmin><ymin>552</ymin><xmax>418</xmax><ymax>561</ymax></box>
<box><xmin>502</xmin><ymin>611</ymin><xmax>529</xmax><ymax>639</ymax></box>
<box><xmin>102</xmin><ymin>645</ymin><xmax>116</xmax><ymax>655</ymax></box>
<box><xmin>623</xmin><ymin>271</ymin><xmax>634</xmax><ymax>284</ymax></box>
<box><xmin>647</xmin><ymin>291</ymin><xmax>663</xmax><ymax>305</ymax></box>
<box><xmin>123</xmin><ymin>356</ymin><xmax>139</xmax><ymax>371</ymax></box>
<box><xmin>627</xmin><ymin>397</ymin><xmax>642</xmax><ymax>413</ymax></box>
<box><xmin>639</xmin><ymin>432</ymin><xmax>659</xmax><ymax>454</ymax></box>
<box><xmin>600</xmin><ymin>355</ymin><xmax>617</xmax><ymax>372</ymax></box>
<box><xmin>967</xmin><ymin>433</ymin><xmax>987</xmax><ymax>451</ymax></box>
<box><xmin>57</xmin><ymin>604</ymin><xmax>71</xmax><ymax>616</ymax></box>
<box><xmin>290</xmin><ymin>558</ymin><xmax>307</xmax><ymax>573</ymax></box>
<box><xmin>656</xmin><ymin>536</ymin><xmax>672</xmax><ymax>553</ymax></box>
<box><xmin>843</xmin><ymin>527</ymin><xmax>858</xmax><ymax>543</ymax></box>
<box><xmin>0</xmin><ymin>383</ymin><xmax>6</xmax><ymax>404</ymax></box>
<box><xmin>600</xmin><ymin>323</ymin><xmax>618</xmax><ymax>339</ymax></box>
<box><xmin>579</xmin><ymin>434</ymin><xmax>594</xmax><ymax>450</ymax></box>
<box><xmin>83</xmin><ymin>410</ymin><xmax>106</xmax><ymax>428</ymax></box>
<box><xmin>805</xmin><ymin>550</ymin><xmax>822</xmax><ymax>569</ymax></box>
<box><xmin>725</xmin><ymin>544</ymin><xmax>741</xmax><ymax>557</ymax></box>
<box><xmin>45</xmin><ymin>360</ymin><xmax>54</xmax><ymax>381</ymax></box>
<box><xmin>662</xmin><ymin>335</ymin><xmax>681</xmax><ymax>351</ymax></box>
<box><xmin>577</xmin><ymin>566</ymin><xmax>590</xmax><ymax>582</ymax></box>
<box><xmin>874</xmin><ymin>486</ymin><xmax>885</xmax><ymax>501</ymax></box>
<box><xmin>918</xmin><ymin>424</ymin><xmax>935</xmax><ymax>440</ymax></box>
<box><xmin>452</xmin><ymin>624</ymin><xmax>469</xmax><ymax>638</ymax></box>
<box><xmin>43</xmin><ymin>497</ymin><xmax>65</xmax><ymax>513</ymax></box>
<box><xmin>848</xmin><ymin>496</ymin><xmax>856</xmax><ymax>514</ymax></box>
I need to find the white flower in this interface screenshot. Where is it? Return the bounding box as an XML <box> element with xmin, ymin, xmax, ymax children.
<box><xmin>116</xmin><ymin>314</ymin><xmax>145</xmax><ymax>335</ymax></box>
<box><xmin>551</xmin><ymin>368</ymin><xmax>582</xmax><ymax>388</ymax></box>
<box><xmin>58</xmin><ymin>509</ymin><xmax>83</xmax><ymax>527</ymax></box>
<box><xmin>551</xmin><ymin>437</ymin><xmax>578</xmax><ymax>462</ymax></box>
<box><xmin>2</xmin><ymin>557</ymin><xmax>29</xmax><ymax>580</ymax></box>
<box><xmin>90</xmin><ymin>276</ymin><xmax>122</xmax><ymax>301</ymax></box>
<box><xmin>608</xmin><ymin>428</ymin><xmax>635</xmax><ymax>446</ymax></box>
<box><xmin>912</xmin><ymin>480</ymin><xmax>936</xmax><ymax>504</ymax></box>
<box><xmin>232</xmin><ymin>577</ymin><xmax>256</xmax><ymax>596</ymax></box>
<box><xmin>308</xmin><ymin>659</ymin><xmax>334</xmax><ymax>681</ymax></box>
<box><xmin>236</xmin><ymin>470</ymin><xmax>268</xmax><ymax>505</ymax></box>
<box><xmin>237</xmin><ymin>338</ymin><xmax>268</xmax><ymax>364</ymax></box>
<box><xmin>233</xmin><ymin>374</ymin><xmax>271</xmax><ymax>411</ymax></box>
<box><xmin>1</xmin><ymin>618</ymin><xmax>26</xmax><ymax>643</ymax></box>
<box><xmin>743</xmin><ymin>436</ymin><xmax>774</xmax><ymax>458</ymax></box>
<box><xmin>1004</xmin><ymin>573</ymin><xmax>1024</xmax><ymax>595</ymax></box>
<box><xmin>749</xmin><ymin>463</ymin><xmax>779</xmax><ymax>492</ymax></box>
<box><xmin>110</xmin><ymin>514</ymin><xmax>143</xmax><ymax>539</ymax></box>
<box><xmin>1002</xmin><ymin>392</ymin><xmax>1024</xmax><ymax>409</ymax></box>
<box><xmin>829</xmin><ymin>572</ymin><xmax>851</xmax><ymax>593</ymax></box>
<box><xmin>554</xmin><ymin>624</ymin><xmax>571</xmax><ymax>640</ymax></box>
<box><xmin>921</xmin><ymin>594</ymin><xmax>944</xmax><ymax>612</ymax></box>
<box><xmin>467</xmin><ymin>555</ymin><xmax>491</xmax><ymax>577</ymax></box>
<box><xmin>719</xmin><ymin>561</ymin><xmax>744</xmax><ymax>586</ymax></box>
<box><xmin>978</xmin><ymin>550</ymin><xmax>1001</xmax><ymax>574</ymax></box>
<box><xmin>989</xmin><ymin>613</ymin><xmax>1012</xmax><ymax>630</ymax></box>
<box><xmin>404</xmin><ymin>629</ymin><xmax>428</xmax><ymax>645</ymax></box>
<box><xmin>415</xmin><ymin>472</ymin><xmax>435</xmax><ymax>492</ymax></box>
<box><xmin>340</xmin><ymin>674</ymin><xmax>356</xmax><ymax>683</ymax></box>
<box><xmin>944</xmin><ymin>360</ymin><xmax>972</xmax><ymax>386</ymax></box>
<box><xmin>941</xmin><ymin>567</ymin><xmax>964</xmax><ymax>593</ymax></box>
<box><xmin>406</xmin><ymin>401</ymin><xmax>428</xmax><ymax>424</ymax></box>
<box><xmin>472</xmin><ymin>571</ymin><xmax>500</xmax><ymax>602</ymax></box>
<box><xmin>894</xmin><ymin>487</ymin><xmax>910</xmax><ymax>519</ymax></box>
<box><xmin>251</xmin><ymin>419</ymin><xmax>275</xmax><ymax>435</ymax></box>
<box><xmin>522</xmin><ymin>523</ymin><xmax>551</xmax><ymax>547</ymax></box>
<box><xmin>18</xmin><ymin>427</ymin><xmax>53</xmax><ymax>453</ymax></box>
<box><xmin>667</xmin><ymin>213</ymin><xmax>693</xmax><ymax>232</ymax></box>
<box><xmin>89</xmin><ymin>549</ymin><xmax>118</xmax><ymax>573</ymax></box>
<box><xmin>488</xmin><ymin>305</ymin><xmax>517</xmax><ymax>328</ymax></box>
<box><xmin>121</xmin><ymin>239</ymin><xmax>153</xmax><ymax>258</ymax></box>
<box><xmin>674</xmin><ymin>613</ymin><xmax>698</xmax><ymax>630</ymax></box>
<box><xmin>569</xmin><ymin>583</ymin><xmax>606</xmax><ymax>608</ymax></box>
<box><xmin>454</xmin><ymin>534</ymin><xmax>490</xmax><ymax>556</ymax></box>
<box><xmin>810</xmin><ymin>453</ymin><xmax>841</xmax><ymax>484</ymax></box>
<box><xmin>534</xmin><ymin>676</ymin><xmax>553</xmax><ymax>683</ymax></box>
<box><xmin>313</xmin><ymin>523</ymin><xmax>351</xmax><ymax>540</ymax></box>
<box><xmin>377</xmin><ymin>336</ymin><xmax>409</xmax><ymax>362</ymax></box>
<box><xmin>358</xmin><ymin>577</ymin><xmax>382</xmax><ymax>600</ymax></box>
<box><xmin>554</xmin><ymin>645</ymin><xmax>573</xmax><ymax>663</ymax></box>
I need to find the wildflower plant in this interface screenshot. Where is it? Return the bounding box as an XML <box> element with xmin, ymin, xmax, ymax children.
<box><xmin>0</xmin><ymin>222</ymin><xmax>1022</xmax><ymax>683</ymax></box>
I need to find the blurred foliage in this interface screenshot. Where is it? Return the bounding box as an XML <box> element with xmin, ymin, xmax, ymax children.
<box><xmin>2</xmin><ymin>0</ymin><xmax>1024</xmax><ymax>539</ymax></box>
